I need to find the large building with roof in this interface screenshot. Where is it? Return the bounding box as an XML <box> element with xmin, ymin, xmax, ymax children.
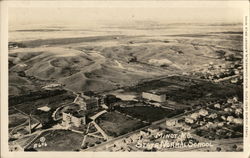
<box><xmin>61</xmin><ymin>103</ymin><xmax>87</xmax><ymax>128</ymax></box>
<box><xmin>142</xmin><ymin>90</ymin><xmax>166</xmax><ymax>102</ymax></box>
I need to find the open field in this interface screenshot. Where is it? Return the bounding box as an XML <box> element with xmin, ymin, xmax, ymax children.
<box><xmin>26</xmin><ymin>129</ymin><xmax>84</xmax><ymax>151</ymax></box>
<box><xmin>125</xmin><ymin>75</ymin><xmax>242</xmax><ymax>105</ymax></box>
<box><xmin>97</xmin><ymin>112</ymin><xmax>146</xmax><ymax>137</ymax></box>
<box><xmin>9</xmin><ymin>89</ymin><xmax>75</xmax><ymax>129</ymax></box>
<box><xmin>115</xmin><ymin>106</ymin><xmax>176</xmax><ymax>123</ymax></box>
<box><xmin>9</xmin><ymin>110</ymin><xmax>28</xmax><ymax>129</ymax></box>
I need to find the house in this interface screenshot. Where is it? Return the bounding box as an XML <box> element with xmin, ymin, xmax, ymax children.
<box><xmin>129</xmin><ymin>133</ymin><xmax>140</xmax><ymax>141</ymax></box>
<box><xmin>205</xmin><ymin>122</ymin><xmax>214</xmax><ymax>128</ymax></box>
<box><xmin>221</xmin><ymin>116</ymin><xmax>227</xmax><ymax>121</ymax></box>
<box><xmin>62</xmin><ymin>108</ymin><xmax>86</xmax><ymax>128</ymax></box>
<box><xmin>185</xmin><ymin>117</ymin><xmax>194</xmax><ymax>124</ymax></box>
<box><xmin>142</xmin><ymin>91</ymin><xmax>166</xmax><ymax>102</ymax></box>
<box><xmin>227</xmin><ymin>98</ymin><xmax>234</xmax><ymax>104</ymax></box>
<box><xmin>227</xmin><ymin>116</ymin><xmax>235</xmax><ymax>123</ymax></box>
<box><xmin>190</xmin><ymin>113</ymin><xmax>200</xmax><ymax>120</ymax></box>
<box><xmin>231</xmin><ymin>105</ymin><xmax>237</xmax><ymax>109</ymax></box>
<box><xmin>140</xmin><ymin>130</ymin><xmax>150</xmax><ymax>137</ymax></box>
<box><xmin>234</xmin><ymin>70</ymin><xmax>240</xmax><ymax>75</ymax></box>
<box><xmin>214</xmin><ymin>103</ymin><xmax>221</xmax><ymax>109</ymax></box>
<box><xmin>208</xmin><ymin>113</ymin><xmax>217</xmax><ymax>119</ymax></box>
<box><xmin>233</xmin><ymin>118</ymin><xmax>243</xmax><ymax>125</ymax></box>
<box><xmin>166</xmin><ymin>119</ymin><xmax>178</xmax><ymax>127</ymax></box>
<box><xmin>198</xmin><ymin>121</ymin><xmax>206</xmax><ymax>126</ymax></box>
<box><xmin>181</xmin><ymin>124</ymin><xmax>191</xmax><ymax>131</ymax></box>
<box><xmin>199</xmin><ymin>109</ymin><xmax>208</xmax><ymax>116</ymax></box>
<box><xmin>233</xmin><ymin>97</ymin><xmax>239</xmax><ymax>102</ymax></box>
<box><xmin>224</xmin><ymin>108</ymin><xmax>233</xmax><ymax>112</ymax></box>
<box><xmin>235</xmin><ymin>108</ymin><xmax>243</xmax><ymax>115</ymax></box>
<box><xmin>217</xmin><ymin>122</ymin><xmax>224</xmax><ymax>127</ymax></box>
<box><xmin>231</xmin><ymin>78</ymin><xmax>238</xmax><ymax>84</ymax></box>
<box><xmin>147</xmin><ymin>128</ymin><xmax>158</xmax><ymax>134</ymax></box>
<box><xmin>114</xmin><ymin>140</ymin><xmax>126</xmax><ymax>149</ymax></box>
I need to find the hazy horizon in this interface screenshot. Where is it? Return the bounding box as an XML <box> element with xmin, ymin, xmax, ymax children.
<box><xmin>9</xmin><ymin>7</ymin><xmax>244</xmax><ymax>31</ymax></box>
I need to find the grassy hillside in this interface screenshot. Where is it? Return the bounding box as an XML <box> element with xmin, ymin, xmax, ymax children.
<box><xmin>8</xmin><ymin>24</ymin><xmax>243</xmax><ymax>95</ymax></box>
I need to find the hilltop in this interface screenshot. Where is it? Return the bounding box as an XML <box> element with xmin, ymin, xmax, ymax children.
<box><xmin>8</xmin><ymin>23</ymin><xmax>243</xmax><ymax>96</ymax></box>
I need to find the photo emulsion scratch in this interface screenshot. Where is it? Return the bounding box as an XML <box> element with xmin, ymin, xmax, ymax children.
<box><xmin>1</xmin><ymin>1</ymin><xmax>249</xmax><ymax>156</ymax></box>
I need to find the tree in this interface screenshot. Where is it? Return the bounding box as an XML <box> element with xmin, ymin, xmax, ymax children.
<box><xmin>216</xmin><ymin>147</ymin><xmax>222</xmax><ymax>152</ymax></box>
<box><xmin>232</xmin><ymin>144</ymin><xmax>237</xmax><ymax>151</ymax></box>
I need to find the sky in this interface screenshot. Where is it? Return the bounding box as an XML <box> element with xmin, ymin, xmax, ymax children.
<box><xmin>9</xmin><ymin>6</ymin><xmax>244</xmax><ymax>29</ymax></box>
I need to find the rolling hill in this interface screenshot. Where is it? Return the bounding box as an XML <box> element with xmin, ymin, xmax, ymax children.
<box><xmin>8</xmin><ymin>24</ymin><xmax>243</xmax><ymax>96</ymax></box>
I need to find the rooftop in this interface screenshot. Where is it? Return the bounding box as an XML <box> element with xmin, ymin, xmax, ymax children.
<box><xmin>62</xmin><ymin>103</ymin><xmax>87</xmax><ymax>118</ymax></box>
<box><xmin>37</xmin><ymin>106</ymin><xmax>51</xmax><ymax>112</ymax></box>
<box><xmin>144</xmin><ymin>89</ymin><xmax>167</xmax><ymax>95</ymax></box>
<box><xmin>64</xmin><ymin>109</ymin><xmax>86</xmax><ymax>118</ymax></box>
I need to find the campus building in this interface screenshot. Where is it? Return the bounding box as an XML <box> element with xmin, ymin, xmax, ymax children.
<box><xmin>62</xmin><ymin>104</ymin><xmax>87</xmax><ymax>128</ymax></box>
<box><xmin>142</xmin><ymin>91</ymin><xmax>166</xmax><ymax>102</ymax></box>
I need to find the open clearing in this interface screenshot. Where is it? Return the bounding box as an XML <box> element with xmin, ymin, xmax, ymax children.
<box><xmin>97</xmin><ymin>112</ymin><xmax>146</xmax><ymax>137</ymax></box>
<box><xmin>115</xmin><ymin>106</ymin><xmax>175</xmax><ymax>122</ymax></box>
<box><xmin>27</xmin><ymin>129</ymin><xmax>84</xmax><ymax>151</ymax></box>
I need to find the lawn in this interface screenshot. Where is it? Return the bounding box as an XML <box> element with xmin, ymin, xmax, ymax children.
<box><xmin>9</xmin><ymin>112</ymin><xmax>28</xmax><ymax>129</ymax></box>
<box><xmin>9</xmin><ymin>90</ymin><xmax>75</xmax><ymax>128</ymax></box>
<box><xmin>115</xmin><ymin>106</ymin><xmax>175</xmax><ymax>122</ymax></box>
<box><xmin>28</xmin><ymin>129</ymin><xmax>84</xmax><ymax>151</ymax></box>
<box><xmin>11</xmin><ymin>92</ymin><xmax>74</xmax><ymax>115</ymax></box>
<box><xmin>125</xmin><ymin>75</ymin><xmax>242</xmax><ymax>104</ymax></box>
<box><xmin>97</xmin><ymin>112</ymin><xmax>145</xmax><ymax>137</ymax></box>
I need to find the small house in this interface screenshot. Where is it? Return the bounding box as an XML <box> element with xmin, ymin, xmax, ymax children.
<box><xmin>199</xmin><ymin>109</ymin><xmax>208</xmax><ymax>116</ymax></box>
<box><xmin>166</xmin><ymin>119</ymin><xmax>178</xmax><ymax>127</ymax></box>
<box><xmin>190</xmin><ymin>112</ymin><xmax>200</xmax><ymax>120</ymax></box>
<box><xmin>233</xmin><ymin>118</ymin><xmax>243</xmax><ymax>125</ymax></box>
<box><xmin>185</xmin><ymin>117</ymin><xmax>194</xmax><ymax>124</ymax></box>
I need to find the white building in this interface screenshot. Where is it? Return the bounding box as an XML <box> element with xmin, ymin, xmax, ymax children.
<box><xmin>190</xmin><ymin>113</ymin><xmax>199</xmax><ymax>120</ymax></box>
<box><xmin>62</xmin><ymin>110</ymin><xmax>86</xmax><ymax>128</ymax></box>
<box><xmin>214</xmin><ymin>103</ymin><xmax>221</xmax><ymax>109</ymax></box>
<box><xmin>227</xmin><ymin>116</ymin><xmax>235</xmax><ymax>123</ymax></box>
<box><xmin>233</xmin><ymin>118</ymin><xmax>243</xmax><ymax>125</ymax></box>
<box><xmin>185</xmin><ymin>117</ymin><xmax>194</xmax><ymax>124</ymax></box>
<box><xmin>235</xmin><ymin>108</ymin><xmax>243</xmax><ymax>115</ymax></box>
<box><xmin>199</xmin><ymin>109</ymin><xmax>209</xmax><ymax>116</ymax></box>
<box><xmin>142</xmin><ymin>91</ymin><xmax>166</xmax><ymax>102</ymax></box>
<box><xmin>166</xmin><ymin>119</ymin><xmax>178</xmax><ymax>127</ymax></box>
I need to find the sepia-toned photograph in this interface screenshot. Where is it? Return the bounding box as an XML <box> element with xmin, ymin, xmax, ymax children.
<box><xmin>1</xmin><ymin>1</ymin><xmax>249</xmax><ymax>157</ymax></box>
